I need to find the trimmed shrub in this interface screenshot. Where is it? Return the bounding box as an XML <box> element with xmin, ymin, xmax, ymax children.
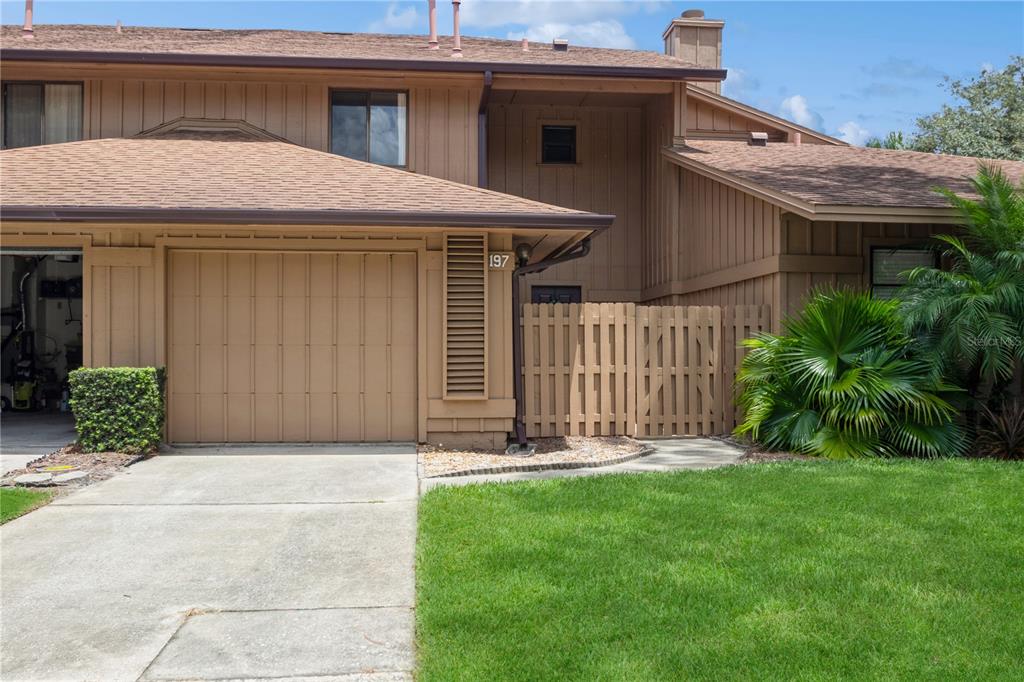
<box><xmin>68</xmin><ymin>367</ymin><xmax>165</xmax><ymax>454</ymax></box>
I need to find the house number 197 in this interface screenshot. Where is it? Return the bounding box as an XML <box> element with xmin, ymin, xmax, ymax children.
<box><xmin>489</xmin><ymin>253</ymin><xmax>512</xmax><ymax>270</ymax></box>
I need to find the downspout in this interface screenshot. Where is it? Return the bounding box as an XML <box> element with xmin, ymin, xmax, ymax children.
<box><xmin>511</xmin><ymin>237</ymin><xmax>593</xmax><ymax>447</ymax></box>
<box><xmin>477</xmin><ymin>70</ymin><xmax>493</xmax><ymax>188</ymax></box>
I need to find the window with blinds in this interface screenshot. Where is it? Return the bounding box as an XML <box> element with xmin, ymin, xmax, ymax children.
<box><xmin>871</xmin><ymin>247</ymin><xmax>936</xmax><ymax>299</ymax></box>
<box><xmin>444</xmin><ymin>234</ymin><xmax>487</xmax><ymax>399</ymax></box>
<box><xmin>2</xmin><ymin>82</ymin><xmax>83</xmax><ymax>149</ymax></box>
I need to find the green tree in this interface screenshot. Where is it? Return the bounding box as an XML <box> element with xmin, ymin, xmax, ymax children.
<box><xmin>912</xmin><ymin>58</ymin><xmax>1024</xmax><ymax>160</ymax></box>
<box><xmin>898</xmin><ymin>165</ymin><xmax>1024</xmax><ymax>409</ymax></box>
<box><xmin>734</xmin><ymin>290</ymin><xmax>964</xmax><ymax>458</ymax></box>
<box><xmin>866</xmin><ymin>131</ymin><xmax>909</xmax><ymax>149</ymax></box>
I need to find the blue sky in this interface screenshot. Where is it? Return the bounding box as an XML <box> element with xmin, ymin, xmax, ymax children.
<box><xmin>2</xmin><ymin>1</ymin><xmax>1020</xmax><ymax>144</ymax></box>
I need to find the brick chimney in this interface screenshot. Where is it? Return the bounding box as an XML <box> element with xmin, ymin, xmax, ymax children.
<box><xmin>662</xmin><ymin>9</ymin><xmax>724</xmax><ymax>93</ymax></box>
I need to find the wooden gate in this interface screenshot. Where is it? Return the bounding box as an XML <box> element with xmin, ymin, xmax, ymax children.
<box><xmin>521</xmin><ymin>303</ymin><xmax>770</xmax><ymax>437</ymax></box>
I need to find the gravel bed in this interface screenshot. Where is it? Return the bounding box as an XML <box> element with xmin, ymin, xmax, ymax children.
<box><xmin>1</xmin><ymin>445</ymin><xmax>152</xmax><ymax>489</ymax></box>
<box><xmin>739</xmin><ymin>450</ymin><xmax>818</xmax><ymax>463</ymax></box>
<box><xmin>420</xmin><ymin>436</ymin><xmax>647</xmax><ymax>478</ymax></box>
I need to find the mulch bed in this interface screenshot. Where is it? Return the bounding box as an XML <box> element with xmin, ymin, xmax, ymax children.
<box><xmin>420</xmin><ymin>436</ymin><xmax>648</xmax><ymax>478</ymax></box>
<box><xmin>1</xmin><ymin>445</ymin><xmax>153</xmax><ymax>490</ymax></box>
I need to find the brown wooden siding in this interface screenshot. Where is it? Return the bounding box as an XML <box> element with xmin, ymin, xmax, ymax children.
<box><xmin>488</xmin><ymin>102</ymin><xmax>645</xmax><ymax>301</ymax></box>
<box><xmin>661</xmin><ymin>173</ymin><xmax>953</xmax><ymax>330</ymax></box>
<box><xmin>6</xmin><ymin>64</ymin><xmax>481</xmax><ymax>185</ymax></box>
<box><xmin>0</xmin><ymin>222</ymin><xmax>516</xmax><ymax>445</ymax></box>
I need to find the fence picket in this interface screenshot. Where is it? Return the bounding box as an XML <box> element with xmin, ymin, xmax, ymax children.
<box><xmin>522</xmin><ymin>302</ymin><xmax>768</xmax><ymax>438</ymax></box>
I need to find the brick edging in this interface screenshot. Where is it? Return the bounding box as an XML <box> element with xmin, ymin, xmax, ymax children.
<box><xmin>426</xmin><ymin>445</ymin><xmax>656</xmax><ymax>479</ymax></box>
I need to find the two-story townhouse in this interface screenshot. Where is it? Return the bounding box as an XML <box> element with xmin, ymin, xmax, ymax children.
<box><xmin>2</xmin><ymin>6</ymin><xmax>1021</xmax><ymax>447</ymax></box>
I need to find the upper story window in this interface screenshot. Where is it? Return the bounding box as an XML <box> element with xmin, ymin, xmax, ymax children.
<box><xmin>541</xmin><ymin>124</ymin><xmax>577</xmax><ymax>164</ymax></box>
<box><xmin>2</xmin><ymin>82</ymin><xmax>83</xmax><ymax>149</ymax></box>
<box><xmin>871</xmin><ymin>247</ymin><xmax>936</xmax><ymax>299</ymax></box>
<box><xmin>330</xmin><ymin>90</ymin><xmax>407</xmax><ymax>167</ymax></box>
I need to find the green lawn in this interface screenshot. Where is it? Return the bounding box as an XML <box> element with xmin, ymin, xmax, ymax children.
<box><xmin>417</xmin><ymin>460</ymin><xmax>1024</xmax><ymax>681</ymax></box>
<box><xmin>0</xmin><ymin>486</ymin><xmax>54</xmax><ymax>524</ymax></box>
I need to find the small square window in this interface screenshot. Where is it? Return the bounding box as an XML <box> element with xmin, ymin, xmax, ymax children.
<box><xmin>541</xmin><ymin>125</ymin><xmax>577</xmax><ymax>164</ymax></box>
<box><xmin>532</xmin><ymin>285</ymin><xmax>582</xmax><ymax>304</ymax></box>
<box><xmin>871</xmin><ymin>247</ymin><xmax>935</xmax><ymax>299</ymax></box>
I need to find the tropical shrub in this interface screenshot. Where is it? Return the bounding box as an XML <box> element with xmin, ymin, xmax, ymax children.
<box><xmin>68</xmin><ymin>367</ymin><xmax>165</xmax><ymax>454</ymax></box>
<box><xmin>898</xmin><ymin>165</ymin><xmax>1024</xmax><ymax>415</ymax></box>
<box><xmin>975</xmin><ymin>399</ymin><xmax>1024</xmax><ymax>460</ymax></box>
<box><xmin>735</xmin><ymin>290</ymin><xmax>965</xmax><ymax>458</ymax></box>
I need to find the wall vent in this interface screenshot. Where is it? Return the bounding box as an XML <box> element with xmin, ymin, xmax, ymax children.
<box><xmin>444</xmin><ymin>233</ymin><xmax>487</xmax><ymax>398</ymax></box>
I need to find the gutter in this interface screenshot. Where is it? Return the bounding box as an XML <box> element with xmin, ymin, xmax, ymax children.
<box><xmin>0</xmin><ymin>48</ymin><xmax>728</xmax><ymax>82</ymax></box>
<box><xmin>0</xmin><ymin>206</ymin><xmax>616</xmax><ymax>230</ymax></box>
<box><xmin>511</xmin><ymin>237</ymin><xmax>594</xmax><ymax>447</ymax></box>
<box><xmin>478</xmin><ymin>70</ymin><xmax>493</xmax><ymax>188</ymax></box>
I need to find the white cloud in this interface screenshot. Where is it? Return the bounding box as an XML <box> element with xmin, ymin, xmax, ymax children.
<box><xmin>837</xmin><ymin>120</ymin><xmax>871</xmax><ymax>146</ymax></box>
<box><xmin>779</xmin><ymin>95</ymin><xmax>824</xmax><ymax>131</ymax></box>
<box><xmin>368</xmin><ymin>3</ymin><xmax>420</xmax><ymax>33</ymax></box>
<box><xmin>508</xmin><ymin>20</ymin><xmax>636</xmax><ymax>50</ymax></box>
<box><xmin>722</xmin><ymin>67</ymin><xmax>760</xmax><ymax>102</ymax></box>
<box><xmin>462</xmin><ymin>1</ymin><xmax>649</xmax><ymax>29</ymax></box>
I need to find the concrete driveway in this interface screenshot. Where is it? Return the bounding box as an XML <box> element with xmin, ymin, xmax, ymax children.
<box><xmin>0</xmin><ymin>445</ymin><xmax>417</xmax><ymax>681</ymax></box>
<box><xmin>0</xmin><ymin>412</ymin><xmax>77</xmax><ymax>474</ymax></box>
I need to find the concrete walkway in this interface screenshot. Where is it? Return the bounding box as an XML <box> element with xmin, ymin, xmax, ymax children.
<box><xmin>1</xmin><ymin>445</ymin><xmax>418</xmax><ymax>682</ymax></box>
<box><xmin>420</xmin><ymin>437</ymin><xmax>743</xmax><ymax>493</ymax></box>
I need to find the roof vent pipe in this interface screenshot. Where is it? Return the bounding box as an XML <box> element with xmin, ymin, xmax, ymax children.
<box><xmin>552</xmin><ymin>38</ymin><xmax>569</xmax><ymax>52</ymax></box>
<box><xmin>451</xmin><ymin>0</ymin><xmax>462</xmax><ymax>58</ymax></box>
<box><xmin>427</xmin><ymin>0</ymin><xmax>438</xmax><ymax>49</ymax></box>
<box><xmin>792</xmin><ymin>132</ymin><xmax>802</xmax><ymax>146</ymax></box>
<box><xmin>521</xmin><ymin>37</ymin><xmax>529</xmax><ymax>51</ymax></box>
<box><xmin>116</xmin><ymin>20</ymin><xmax>123</xmax><ymax>34</ymax></box>
<box><xmin>22</xmin><ymin>0</ymin><xmax>33</xmax><ymax>39</ymax></box>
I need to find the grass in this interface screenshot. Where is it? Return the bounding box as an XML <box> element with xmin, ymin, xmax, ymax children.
<box><xmin>0</xmin><ymin>486</ymin><xmax>54</xmax><ymax>524</ymax></box>
<box><xmin>417</xmin><ymin>459</ymin><xmax>1024</xmax><ymax>681</ymax></box>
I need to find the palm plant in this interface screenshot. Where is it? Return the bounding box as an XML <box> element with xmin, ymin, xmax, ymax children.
<box><xmin>735</xmin><ymin>289</ymin><xmax>965</xmax><ymax>458</ymax></box>
<box><xmin>898</xmin><ymin>165</ymin><xmax>1024</xmax><ymax>409</ymax></box>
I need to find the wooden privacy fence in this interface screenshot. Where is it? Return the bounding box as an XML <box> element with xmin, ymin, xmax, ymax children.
<box><xmin>521</xmin><ymin>303</ymin><xmax>770</xmax><ymax>438</ymax></box>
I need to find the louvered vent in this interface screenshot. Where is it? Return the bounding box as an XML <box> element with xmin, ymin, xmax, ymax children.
<box><xmin>444</xmin><ymin>234</ymin><xmax>487</xmax><ymax>398</ymax></box>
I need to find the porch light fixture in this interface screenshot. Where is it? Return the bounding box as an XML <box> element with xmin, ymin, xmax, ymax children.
<box><xmin>515</xmin><ymin>242</ymin><xmax>533</xmax><ymax>266</ymax></box>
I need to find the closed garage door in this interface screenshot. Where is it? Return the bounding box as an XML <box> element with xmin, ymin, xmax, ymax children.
<box><xmin>168</xmin><ymin>251</ymin><xmax>416</xmax><ymax>443</ymax></box>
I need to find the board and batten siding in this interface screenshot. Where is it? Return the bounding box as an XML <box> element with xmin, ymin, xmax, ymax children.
<box><xmin>660</xmin><ymin>170</ymin><xmax>953</xmax><ymax>330</ymax></box>
<box><xmin>4</xmin><ymin>64</ymin><xmax>481</xmax><ymax>186</ymax></box>
<box><xmin>0</xmin><ymin>223</ymin><xmax>517</xmax><ymax>445</ymax></box>
<box><xmin>87</xmin><ymin>78</ymin><xmax>481</xmax><ymax>185</ymax></box>
<box><xmin>487</xmin><ymin>103</ymin><xmax>645</xmax><ymax>302</ymax></box>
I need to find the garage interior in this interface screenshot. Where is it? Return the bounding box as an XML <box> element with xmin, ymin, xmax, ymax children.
<box><xmin>0</xmin><ymin>249</ymin><xmax>82</xmax><ymax>451</ymax></box>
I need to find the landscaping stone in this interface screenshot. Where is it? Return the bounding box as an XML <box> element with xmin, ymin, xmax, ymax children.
<box><xmin>13</xmin><ymin>472</ymin><xmax>53</xmax><ymax>486</ymax></box>
<box><xmin>53</xmin><ymin>471</ymin><xmax>89</xmax><ymax>484</ymax></box>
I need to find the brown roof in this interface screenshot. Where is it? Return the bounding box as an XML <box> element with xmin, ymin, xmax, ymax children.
<box><xmin>0</xmin><ymin>24</ymin><xmax>724</xmax><ymax>80</ymax></box>
<box><xmin>0</xmin><ymin>129</ymin><xmax>610</xmax><ymax>229</ymax></box>
<box><xmin>668</xmin><ymin>140</ymin><xmax>1024</xmax><ymax>212</ymax></box>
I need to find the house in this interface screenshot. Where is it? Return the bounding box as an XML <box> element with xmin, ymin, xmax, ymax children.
<box><xmin>2</xmin><ymin>6</ymin><xmax>1022</xmax><ymax>447</ymax></box>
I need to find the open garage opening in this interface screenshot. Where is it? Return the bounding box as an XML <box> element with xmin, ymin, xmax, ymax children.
<box><xmin>0</xmin><ymin>249</ymin><xmax>82</xmax><ymax>454</ymax></box>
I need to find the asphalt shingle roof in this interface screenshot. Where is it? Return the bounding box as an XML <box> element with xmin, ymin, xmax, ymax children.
<box><xmin>670</xmin><ymin>140</ymin><xmax>1024</xmax><ymax>209</ymax></box>
<box><xmin>1</xmin><ymin>24</ymin><xmax>717</xmax><ymax>77</ymax></box>
<box><xmin>0</xmin><ymin>129</ymin><xmax>605</xmax><ymax>228</ymax></box>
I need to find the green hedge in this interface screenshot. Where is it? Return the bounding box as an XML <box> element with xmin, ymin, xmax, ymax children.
<box><xmin>68</xmin><ymin>367</ymin><xmax>165</xmax><ymax>454</ymax></box>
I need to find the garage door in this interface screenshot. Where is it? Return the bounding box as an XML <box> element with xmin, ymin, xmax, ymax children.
<box><xmin>168</xmin><ymin>251</ymin><xmax>416</xmax><ymax>443</ymax></box>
